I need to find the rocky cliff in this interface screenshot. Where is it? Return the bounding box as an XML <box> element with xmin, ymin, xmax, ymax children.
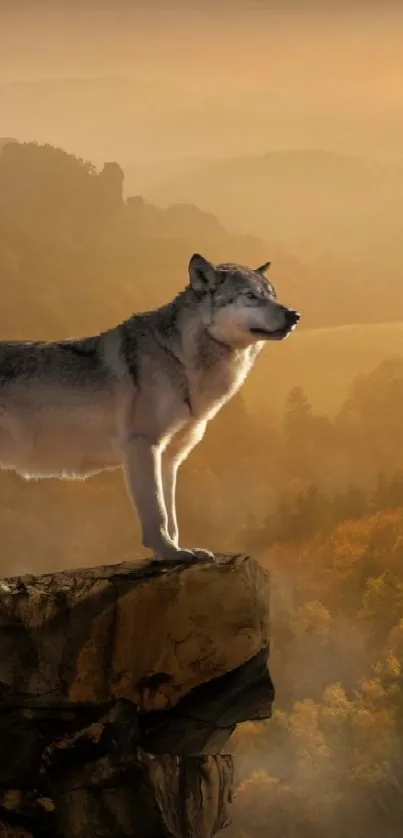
<box><xmin>0</xmin><ymin>554</ymin><xmax>273</xmax><ymax>837</ymax></box>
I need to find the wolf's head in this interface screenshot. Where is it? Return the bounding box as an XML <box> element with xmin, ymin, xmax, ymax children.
<box><xmin>188</xmin><ymin>254</ymin><xmax>300</xmax><ymax>349</ymax></box>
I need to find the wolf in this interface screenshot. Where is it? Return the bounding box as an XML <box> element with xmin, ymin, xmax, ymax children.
<box><xmin>0</xmin><ymin>254</ymin><xmax>300</xmax><ymax>562</ymax></box>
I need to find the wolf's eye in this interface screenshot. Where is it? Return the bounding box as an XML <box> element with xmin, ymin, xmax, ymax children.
<box><xmin>245</xmin><ymin>291</ymin><xmax>258</xmax><ymax>301</ymax></box>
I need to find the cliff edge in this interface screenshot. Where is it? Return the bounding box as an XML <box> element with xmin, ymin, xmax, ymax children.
<box><xmin>0</xmin><ymin>554</ymin><xmax>273</xmax><ymax>837</ymax></box>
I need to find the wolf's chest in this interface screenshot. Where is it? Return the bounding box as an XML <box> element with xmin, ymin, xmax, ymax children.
<box><xmin>189</xmin><ymin>349</ymin><xmax>257</xmax><ymax>420</ymax></box>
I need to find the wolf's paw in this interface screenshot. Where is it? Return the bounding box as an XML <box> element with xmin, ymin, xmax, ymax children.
<box><xmin>148</xmin><ymin>545</ymin><xmax>196</xmax><ymax>564</ymax></box>
<box><xmin>148</xmin><ymin>545</ymin><xmax>215</xmax><ymax>565</ymax></box>
<box><xmin>190</xmin><ymin>547</ymin><xmax>216</xmax><ymax>562</ymax></box>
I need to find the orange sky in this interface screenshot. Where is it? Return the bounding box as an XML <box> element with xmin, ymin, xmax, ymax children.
<box><xmin>1</xmin><ymin>3</ymin><xmax>402</xmax><ymax>163</ymax></box>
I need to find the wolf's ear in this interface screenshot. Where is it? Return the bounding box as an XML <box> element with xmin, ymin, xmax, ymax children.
<box><xmin>188</xmin><ymin>253</ymin><xmax>217</xmax><ymax>294</ymax></box>
<box><xmin>256</xmin><ymin>261</ymin><xmax>271</xmax><ymax>276</ymax></box>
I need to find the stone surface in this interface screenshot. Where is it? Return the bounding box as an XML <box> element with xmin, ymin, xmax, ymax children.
<box><xmin>0</xmin><ymin>554</ymin><xmax>271</xmax><ymax>712</ymax></box>
<box><xmin>0</xmin><ymin>554</ymin><xmax>273</xmax><ymax>836</ymax></box>
<box><xmin>0</xmin><ymin>754</ymin><xmax>234</xmax><ymax>838</ymax></box>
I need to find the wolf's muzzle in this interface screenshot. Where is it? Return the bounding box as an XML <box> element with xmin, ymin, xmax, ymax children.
<box><xmin>285</xmin><ymin>309</ymin><xmax>300</xmax><ymax>328</ymax></box>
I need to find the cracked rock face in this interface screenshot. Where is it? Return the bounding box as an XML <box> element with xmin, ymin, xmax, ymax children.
<box><xmin>0</xmin><ymin>554</ymin><xmax>273</xmax><ymax>837</ymax></box>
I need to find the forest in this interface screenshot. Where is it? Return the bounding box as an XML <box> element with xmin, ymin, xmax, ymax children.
<box><xmin>227</xmin><ymin>503</ymin><xmax>403</xmax><ymax>838</ymax></box>
<box><xmin>0</xmin><ymin>139</ymin><xmax>403</xmax><ymax>836</ymax></box>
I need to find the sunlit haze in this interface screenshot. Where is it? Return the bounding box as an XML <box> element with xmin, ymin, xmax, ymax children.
<box><xmin>1</xmin><ymin>2</ymin><xmax>403</xmax><ymax>164</ymax></box>
<box><xmin>1</xmin><ymin>6</ymin><xmax>403</xmax><ymax>835</ymax></box>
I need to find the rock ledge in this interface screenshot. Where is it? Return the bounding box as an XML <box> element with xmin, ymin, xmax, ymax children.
<box><xmin>0</xmin><ymin>553</ymin><xmax>273</xmax><ymax>837</ymax></box>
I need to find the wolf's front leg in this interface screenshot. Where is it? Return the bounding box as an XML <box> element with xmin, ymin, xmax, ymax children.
<box><xmin>122</xmin><ymin>435</ymin><xmax>204</xmax><ymax>563</ymax></box>
<box><xmin>162</xmin><ymin>421</ymin><xmax>214</xmax><ymax>561</ymax></box>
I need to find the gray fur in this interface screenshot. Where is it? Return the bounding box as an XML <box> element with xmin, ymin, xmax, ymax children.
<box><xmin>0</xmin><ymin>255</ymin><xmax>300</xmax><ymax>563</ymax></box>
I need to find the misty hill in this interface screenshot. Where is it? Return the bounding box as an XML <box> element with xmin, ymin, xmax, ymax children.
<box><xmin>244</xmin><ymin>321</ymin><xmax>403</xmax><ymax>419</ymax></box>
<box><xmin>0</xmin><ymin>139</ymin><xmax>268</xmax><ymax>339</ymax></box>
<box><xmin>143</xmin><ymin>149</ymin><xmax>403</xmax><ymax>261</ymax></box>
<box><xmin>1</xmin><ymin>138</ymin><xmax>403</xmax><ymax>342</ymax></box>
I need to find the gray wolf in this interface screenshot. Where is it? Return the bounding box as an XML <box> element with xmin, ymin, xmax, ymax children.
<box><xmin>0</xmin><ymin>254</ymin><xmax>300</xmax><ymax>562</ymax></box>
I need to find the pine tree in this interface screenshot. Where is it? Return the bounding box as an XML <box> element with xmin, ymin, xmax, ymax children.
<box><xmin>283</xmin><ymin>385</ymin><xmax>313</xmax><ymax>445</ymax></box>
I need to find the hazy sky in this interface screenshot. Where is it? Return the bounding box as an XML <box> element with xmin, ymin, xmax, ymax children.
<box><xmin>1</xmin><ymin>2</ymin><xmax>402</xmax><ymax>80</ymax></box>
<box><xmin>1</xmin><ymin>1</ymin><xmax>403</xmax><ymax>165</ymax></box>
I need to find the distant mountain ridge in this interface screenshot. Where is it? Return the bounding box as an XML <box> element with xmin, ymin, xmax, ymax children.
<box><xmin>143</xmin><ymin>147</ymin><xmax>403</xmax><ymax>260</ymax></box>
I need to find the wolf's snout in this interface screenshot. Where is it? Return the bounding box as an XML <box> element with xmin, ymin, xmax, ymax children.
<box><xmin>285</xmin><ymin>309</ymin><xmax>300</xmax><ymax>328</ymax></box>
